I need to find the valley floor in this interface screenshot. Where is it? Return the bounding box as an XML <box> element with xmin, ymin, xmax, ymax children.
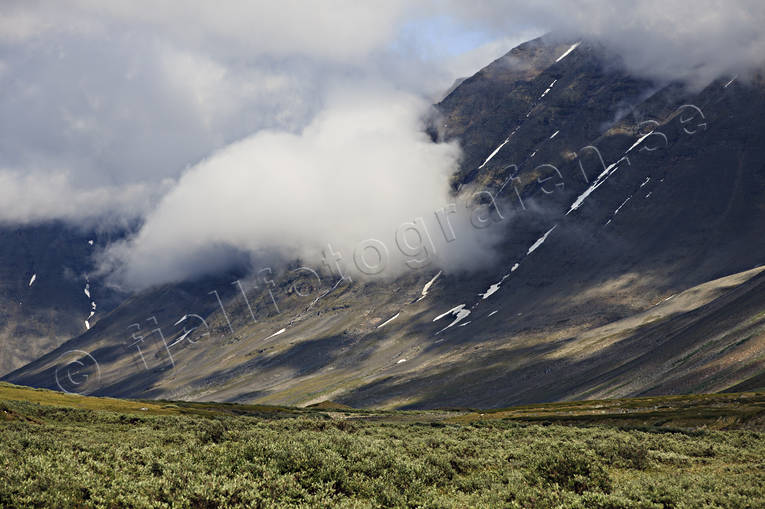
<box><xmin>1</xmin><ymin>383</ymin><xmax>764</xmax><ymax>508</ymax></box>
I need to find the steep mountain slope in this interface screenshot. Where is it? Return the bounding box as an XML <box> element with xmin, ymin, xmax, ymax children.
<box><xmin>5</xmin><ymin>35</ymin><xmax>765</xmax><ymax>408</ymax></box>
<box><xmin>0</xmin><ymin>224</ymin><xmax>124</xmax><ymax>375</ymax></box>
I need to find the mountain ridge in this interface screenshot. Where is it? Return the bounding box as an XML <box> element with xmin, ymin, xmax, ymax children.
<box><xmin>4</xmin><ymin>34</ymin><xmax>765</xmax><ymax>409</ymax></box>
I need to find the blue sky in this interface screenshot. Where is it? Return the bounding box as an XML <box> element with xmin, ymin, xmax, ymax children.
<box><xmin>395</xmin><ymin>14</ymin><xmax>501</xmax><ymax>58</ymax></box>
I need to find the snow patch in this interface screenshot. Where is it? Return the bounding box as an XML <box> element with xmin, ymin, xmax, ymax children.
<box><xmin>416</xmin><ymin>271</ymin><xmax>442</xmax><ymax>302</ymax></box>
<box><xmin>567</xmin><ymin>157</ymin><xmax>629</xmax><ymax>214</ymax></box>
<box><xmin>28</xmin><ymin>274</ymin><xmax>36</xmax><ymax>287</ymax></box>
<box><xmin>549</xmin><ymin>130</ymin><xmax>559</xmax><ymax>140</ymax></box>
<box><xmin>479</xmin><ymin>283</ymin><xmax>501</xmax><ymax>300</ymax></box>
<box><xmin>538</xmin><ymin>79</ymin><xmax>557</xmax><ymax>100</ymax></box>
<box><xmin>724</xmin><ymin>75</ymin><xmax>738</xmax><ymax>88</ymax></box>
<box><xmin>527</xmin><ymin>225</ymin><xmax>557</xmax><ymax>255</ymax></box>
<box><xmin>488</xmin><ymin>310</ymin><xmax>498</xmax><ymax>317</ymax></box>
<box><xmin>479</xmin><ymin>137</ymin><xmax>510</xmax><ymax>169</ymax></box>
<box><xmin>626</xmin><ymin>131</ymin><xmax>653</xmax><ymax>153</ymax></box>
<box><xmin>396</xmin><ymin>358</ymin><xmax>407</xmax><ymax>364</ymax></box>
<box><xmin>265</xmin><ymin>328</ymin><xmax>286</xmax><ymax>340</ymax></box>
<box><xmin>434</xmin><ymin>304</ymin><xmax>471</xmax><ymax>333</ymax></box>
<box><xmin>434</xmin><ymin>304</ymin><xmax>466</xmax><ymax>322</ymax></box>
<box><xmin>309</xmin><ymin>277</ymin><xmax>344</xmax><ymax>308</ymax></box>
<box><xmin>654</xmin><ymin>294</ymin><xmax>677</xmax><ymax>306</ymax></box>
<box><xmin>555</xmin><ymin>42</ymin><xmax>581</xmax><ymax>63</ymax></box>
<box><xmin>82</xmin><ymin>278</ymin><xmax>95</xmax><ymax>329</ymax></box>
<box><xmin>377</xmin><ymin>313</ymin><xmax>400</xmax><ymax>329</ymax></box>
<box><xmin>479</xmin><ymin>274</ymin><xmax>510</xmax><ymax>300</ymax></box>
<box><xmin>613</xmin><ymin>195</ymin><xmax>632</xmax><ymax>216</ymax></box>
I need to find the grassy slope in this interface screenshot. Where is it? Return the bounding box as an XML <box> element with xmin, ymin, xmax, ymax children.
<box><xmin>2</xmin><ymin>383</ymin><xmax>765</xmax><ymax>508</ymax></box>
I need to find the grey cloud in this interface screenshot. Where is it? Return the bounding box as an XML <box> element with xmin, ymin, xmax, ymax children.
<box><xmin>442</xmin><ymin>0</ymin><xmax>765</xmax><ymax>88</ymax></box>
<box><xmin>2</xmin><ymin>1</ymin><xmax>763</xmax><ymax>289</ymax></box>
<box><xmin>100</xmin><ymin>88</ymin><xmax>503</xmax><ymax>289</ymax></box>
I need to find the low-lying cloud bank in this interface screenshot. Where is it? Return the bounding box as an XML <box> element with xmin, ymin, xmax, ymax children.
<box><xmin>100</xmin><ymin>89</ymin><xmax>503</xmax><ymax>289</ymax></box>
<box><xmin>2</xmin><ymin>1</ymin><xmax>764</xmax><ymax>289</ymax></box>
<box><xmin>447</xmin><ymin>0</ymin><xmax>765</xmax><ymax>88</ymax></box>
<box><xmin>0</xmin><ymin>171</ymin><xmax>173</xmax><ymax>227</ymax></box>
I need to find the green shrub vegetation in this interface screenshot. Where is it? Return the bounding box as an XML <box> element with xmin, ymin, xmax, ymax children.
<box><xmin>1</xmin><ymin>385</ymin><xmax>764</xmax><ymax>508</ymax></box>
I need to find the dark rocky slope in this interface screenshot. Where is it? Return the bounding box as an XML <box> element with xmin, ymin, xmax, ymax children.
<box><xmin>6</xmin><ymin>35</ymin><xmax>765</xmax><ymax>408</ymax></box>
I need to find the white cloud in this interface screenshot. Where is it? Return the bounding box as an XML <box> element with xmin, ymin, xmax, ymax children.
<box><xmin>443</xmin><ymin>0</ymin><xmax>765</xmax><ymax>87</ymax></box>
<box><xmin>2</xmin><ymin>1</ymin><xmax>764</xmax><ymax>288</ymax></box>
<box><xmin>0</xmin><ymin>1</ymin><xmax>410</xmax><ymax>60</ymax></box>
<box><xmin>443</xmin><ymin>33</ymin><xmax>543</xmax><ymax>82</ymax></box>
<box><xmin>0</xmin><ymin>170</ymin><xmax>172</xmax><ymax>226</ymax></box>
<box><xmin>101</xmin><ymin>89</ymin><xmax>501</xmax><ymax>289</ymax></box>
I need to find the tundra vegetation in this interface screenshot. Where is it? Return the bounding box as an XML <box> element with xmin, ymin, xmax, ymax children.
<box><xmin>1</xmin><ymin>383</ymin><xmax>764</xmax><ymax>508</ymax></box>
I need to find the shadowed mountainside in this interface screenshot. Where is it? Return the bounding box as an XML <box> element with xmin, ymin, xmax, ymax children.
<box><xmin>4</xmin><ymin>35</ymin><xmax>765</xmax><ymax>408</ymax></box>
<box><xmin>0</xmin><ymin>224</ymin><xmax>125</xmax><ymax>375</ymax></box>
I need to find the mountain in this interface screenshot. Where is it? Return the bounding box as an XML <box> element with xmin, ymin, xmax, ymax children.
<box><xmin>4</xmin><ymin>34</ymin><xmax>765</xmax><ymax>408</ymax></box>
<box><xmin>0</xmin><ymin>223</ymin><xmax>125</xmax><ymax>376</ymax></box>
